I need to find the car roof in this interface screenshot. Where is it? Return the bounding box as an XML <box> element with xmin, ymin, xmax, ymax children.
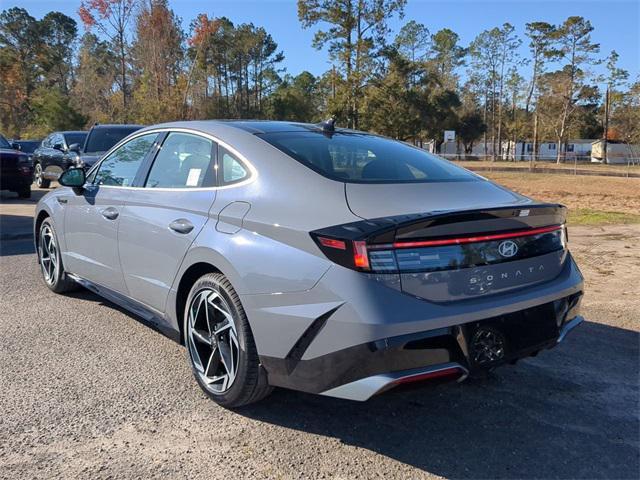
<box><xmin>58</xmin><ymin>131</ymin><xmax>87</xmax><ymax>135</ymax></box>
<box><xmin>90</xmin><ymin>124</ymin><xmax>143</xmax><ymax>130</ymax></box>
<box><xmin>141</xmin><ymin>119</ymin><xmax>360</xmax><ymax>136</ymax></box>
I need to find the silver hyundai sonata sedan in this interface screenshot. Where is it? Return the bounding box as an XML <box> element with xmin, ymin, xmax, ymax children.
<box><xmin>34</xmin><ymin>120</ymin><xmax>584</xmax><ymax>407</ymax></box>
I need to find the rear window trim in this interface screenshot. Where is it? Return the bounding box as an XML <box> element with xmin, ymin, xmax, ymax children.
<box><xmin>255</xmin><ymin>131</ymin><xmax>481</xmax><ymax>185</ymax></box>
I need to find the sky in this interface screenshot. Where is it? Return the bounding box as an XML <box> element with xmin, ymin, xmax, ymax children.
<box><xmin>6</xmin><ymin>0</ymin><xmax>640</xmax><ymax>86</ymax></box>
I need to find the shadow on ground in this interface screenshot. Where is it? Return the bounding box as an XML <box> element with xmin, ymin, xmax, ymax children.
<box><xmin>236</xmin><ymin>320</ymin><xmax>639</xmax><ymax>479</ymax></box>
<box><xmin>0</xmin><ymin>187</ymin><xmax>48</xmax><ymax>204</ymax></box>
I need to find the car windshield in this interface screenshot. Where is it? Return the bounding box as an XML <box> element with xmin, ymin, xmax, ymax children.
<box><xmin>257</xmin><ymin>131</ymin><xmax>479</xmax><ymax>183</ymax></box>
<box><xmin>0</xmin><ymin>135</ymin><xmax>10</xmax><ymax>149</ymax></box>
<box><xmin>64</xmin><ymin>133</ymin><xmax>87</xmax><ymax>148</ymax></box>
<box><xmin>84</xmin><ymin>127</ymin><xmax>140</xmax><ymax>153</ymax></box>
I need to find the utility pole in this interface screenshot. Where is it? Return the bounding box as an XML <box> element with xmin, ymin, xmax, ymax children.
<box><xmin>531</xmin><ymin>110</ymin><xmax>539</xmax><ymax>171</ymax></box>
<box><xmin>603</xmin><ymin>85</ymin><xmax>610</xmax><ymax>164</ymax></box>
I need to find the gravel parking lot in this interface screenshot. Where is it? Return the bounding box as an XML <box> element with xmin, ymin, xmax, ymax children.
<box><xmin>0</xmin><ymin>189</ymin><xmax>638</xmax><ymax>479</ymax></box>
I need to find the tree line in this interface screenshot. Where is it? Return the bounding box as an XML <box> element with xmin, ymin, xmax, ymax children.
<box><xmin>1</xmin><ymin>0</ymin><xmax>638</xmax><ymax>163</ymax></box>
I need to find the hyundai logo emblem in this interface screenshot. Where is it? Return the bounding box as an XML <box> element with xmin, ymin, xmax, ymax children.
<box><xmin>498</xmin><ymin>240</ymin><xmax>518</xmax><ymax>258</ymax></box>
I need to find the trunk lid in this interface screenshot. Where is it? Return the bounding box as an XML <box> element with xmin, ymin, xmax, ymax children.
<box><xmin>345</xmin><ymin>179</ymin><xmax>532</xmax><ymax>219</ymax></box>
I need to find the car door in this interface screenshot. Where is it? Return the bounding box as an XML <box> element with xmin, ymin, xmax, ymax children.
<box><xmin>117</xmin><ymin>131</ymin><xmax>217</xmax><ymax>313</ymax></box>
<box><xmin>45</xmin><ymin>133</ymin><xmax>67</xmax><ymax>178</ymax></box>
<box><xmin>33</xmin><ymin>135</ymin><xmax>52</xmax><ymax>170</ymax></box>
<box><xmin>61</xmin><ymin>132</ymin><xmax>159</xmax><ymax>293</ymax></box>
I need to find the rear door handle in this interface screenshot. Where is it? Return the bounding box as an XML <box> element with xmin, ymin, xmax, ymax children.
<box><xmin>100</xmin><ymin>207</ymin><xmax>119</xmax><ymax>220</ymax></box>
<box><xmin>169</xmin><ymin>219</ymin><xmax>194</xmax><ymax>234</ymax></box>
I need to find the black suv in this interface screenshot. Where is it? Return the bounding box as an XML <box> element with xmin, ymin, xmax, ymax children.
<box><xmin>33</xmin><ymin>124</ymin><xmax>142</xmax><ymax>188</ymax></box>
<box><xmin>0</xmin><ymin>134</ymin><xmax>33</xmax><ymax>198</ymax></box>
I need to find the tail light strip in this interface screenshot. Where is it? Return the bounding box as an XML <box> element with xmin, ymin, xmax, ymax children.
<box><xmin>392</xmin><ymin>224</ymin><xmax>563</xmax><ymax>249</ymax></box>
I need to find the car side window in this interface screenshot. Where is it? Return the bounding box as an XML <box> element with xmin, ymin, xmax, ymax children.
<box><xmin>220</xmin><ymin>146</ymin><xmax>249</xmax><ymax>185</ymax></box>
<box><xmin>93</xmin><ymin>133</ymin><xmax>157</xmax><ymax>187</ymax></box>
<box><xmin>42</xmin><ymin>135</ymin><xmax>52</xmax><ymax>148</ymax></box>
<box><xmin>145</xmin><ymin>132</ymin><xmax>215</xmax><ymax>188</ymax></box>
<box><xmin>53</xmin><ymin>134</ymin><xmax>64</xmax><ymax>149</ymax></box>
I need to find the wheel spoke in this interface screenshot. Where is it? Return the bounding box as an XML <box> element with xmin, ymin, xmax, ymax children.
<box><xmin>191</xmin><ymin>328</ymin><xmax>211</xmax><ymax>345</ymax></box>
<box><xmin>218</xmin><ymin>341</ymin><xmax>235</xmax><ymax>383</ymax></box>
<box><xmin>210</xmin><ymin>301</ymin><xmax>233</xmax><ymax>322</ymax></box>
<box><xmin>203</xmin><ymin>349</ymin><xmax>220</xmax><ymax>381</ymax></box>
<box><xmin>213</xmin><ymin>318</ymin><xmax>232</xmax><ymax>334</ymax></box>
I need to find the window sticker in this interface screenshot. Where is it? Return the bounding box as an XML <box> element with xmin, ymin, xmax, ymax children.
<box><xmin>186</xmin><ymin>168</ymin><xmax>201</xmax><ymax>187</ymax></box>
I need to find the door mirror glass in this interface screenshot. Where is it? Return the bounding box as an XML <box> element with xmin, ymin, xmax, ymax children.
<box><xmin>59</xmin><ymin>167</ymin><xmax>86</xmax><ymax>188</ymax></box>
<box><xmin>68</xmin><ymin>143</ymin><xmax>81</xmax><ymax>153</ymax></box>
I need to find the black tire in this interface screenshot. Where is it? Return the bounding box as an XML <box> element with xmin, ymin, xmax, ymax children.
<box><xmin>34</xmin><ymin>163</ymin><xmax>50</xmax><ymax>188</ymax></box>
<box><xmin>184</xmin><ymin>273</ymin><xmax>272</xmax><ymax>408</ymax></box>
<box><xmin>18</xmin><ymin>187</ymin><xmax>31</xmax><ymax>199</ymax></box>
<box><xmin>38</xmin><ymin>218</ymin><xmax>77</xmax><ymax>293</ymax></box>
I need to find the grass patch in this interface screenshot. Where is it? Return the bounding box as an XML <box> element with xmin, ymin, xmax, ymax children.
<box><xmin>567</xmin><ymin>209</ymin><xmax>640</xmax><ymax>226</ymax></box>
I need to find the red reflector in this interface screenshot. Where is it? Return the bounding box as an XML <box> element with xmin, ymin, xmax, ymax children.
<box><xmin>393</xmin><ymin>225</ymin><xmax>563</xmax><ymax>249</ymax></box>
<box><xmin>318</xmin><ymin>237</ymin><xmax>346</xmax><ymax>250</ymax></box>
<box><xmin>393</xmin><ymin>367</ymin><xmax>462</xmax><ymax>385</ymax></box>
<box><xmin>353</xmin><ymin>240</ymin><xmax>370</xmax><ymax>269</ymax></box>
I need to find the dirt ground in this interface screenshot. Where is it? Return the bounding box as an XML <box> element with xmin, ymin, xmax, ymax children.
<box><xmin>568</xmin><ymin>224</ymin><xmax>640</xmax><ymax>332</ymax></box>
<box><xmin>454</xmin><ymin>160</ymin><xmax>640</xmax><ymax>175</ymax></box>
<box><xmin>479</xmin><ymin>172</ymin><xmax>640</xmax><ymax>216</ymax></box>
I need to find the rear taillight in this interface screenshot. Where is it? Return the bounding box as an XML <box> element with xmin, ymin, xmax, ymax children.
<box><xmin>353</xmin><ymin>241</ymin><xmax>369</xmax><ymax>269</ymax></box>
<box><xmin>313</xmin><ymin>236</ymin><xmax>373</xmax><ymax>271</ymax></box>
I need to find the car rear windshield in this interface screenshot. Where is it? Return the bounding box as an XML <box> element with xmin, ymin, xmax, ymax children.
<box><xmin>64</xmin><ymin>133</ymin><xmax>87</xmax><ymax>148</ymax></box>
<box><xmin>84</xmin><ymin>127</ymin><xmax>140</xmax><ymax>153</ymax></box>
<box><xmin>257</xmin><ymin>131</ymin><xmax>479</xmax><ymax>183</ymax></box>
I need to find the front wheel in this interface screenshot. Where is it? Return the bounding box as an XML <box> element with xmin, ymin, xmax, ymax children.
<box><xmin>34</xmin><ymin>163</ymin><xmax>50</xmax><ymax>188</ymax></box>
<box><xmin>184</xmin><ymin>273</ymin><xmax>272</xmax><ymax>408</ymax></box>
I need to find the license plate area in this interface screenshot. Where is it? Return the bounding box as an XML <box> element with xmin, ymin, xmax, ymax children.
<box><xmin>463</xmin><ymin>302</ymin><xmax>559</xmax><ymax>369</ymax></box>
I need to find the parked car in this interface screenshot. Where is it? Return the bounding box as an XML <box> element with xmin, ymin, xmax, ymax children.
<box><xmin>34</xmin><ymin>120</ymin><xmax>584</xmax><ymax>408</ymax></box>
<box><xmin>74</xmin><ymin>123</ymin><xmax>143</xmax><ymax>170</ymax></box>
<box><xmin>10</xmin><ymin>139</ymin><xmax>41</xmax><ymax>163</ymax></box>
<box><xmin>32</xmin><ymin>131</ymin><xmax>88</xmax><ymax>188</ymax></box>
<box><xmin>0</xmin><ymin>133</ymin><xmax>33</xmax><ymax>198</ymax></box>
<box><xmin>33</xmin><ymin>124</ymin><xmax>142</xmax><ymax>188</ymax></box>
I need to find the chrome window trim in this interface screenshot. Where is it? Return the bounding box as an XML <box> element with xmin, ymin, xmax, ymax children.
<box><xmin>86</xmin><ymin>127</ymin><xmax>258</xmax><ymax>191</ymax></box>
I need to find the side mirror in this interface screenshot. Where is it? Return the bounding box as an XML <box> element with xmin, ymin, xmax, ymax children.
<box><xmin>53</xmin><ymin>142</ymin><xmax>65</xmax><ymax>151</ymax></box>
<box><xmin>11</xmin><ymin>142</ymin><xmax>21</xmax><ymax>151</ymax></box>
<box><xmin>68</xmin><ymin>143</ymin><xmax>80</xmax><ymax>153</ymax></box>
<box><xmin>59</xmin><ymin>167</ymin><xmax>86</xmax><ymax>189</ymax></box>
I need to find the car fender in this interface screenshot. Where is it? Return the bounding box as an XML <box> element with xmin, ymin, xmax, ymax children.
<box><xmin>34</xmin><ymin>191</ymin><xmax>68</xmax><ymax>254</ymax></box>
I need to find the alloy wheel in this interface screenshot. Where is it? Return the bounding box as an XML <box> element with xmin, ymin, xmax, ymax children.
<box><xmin>34</xmin><ymin>163</ymin><xmax>43</xmax><ymax>187</ymax></box>
<box><xmin>39</xmin><ymin>224</ymin><xmax>58</xmax><ymax>285</ymax></box>
<box><xmin>187</xmin><ymin>288</ymin><xmax>240</xmax><ymax>393</ymax></box>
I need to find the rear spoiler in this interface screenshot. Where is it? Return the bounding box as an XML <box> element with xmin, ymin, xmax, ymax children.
<box><xmin>312</xmin><ymin>204</ymin><xmax>567</xmax><ymax>245</ymax></box>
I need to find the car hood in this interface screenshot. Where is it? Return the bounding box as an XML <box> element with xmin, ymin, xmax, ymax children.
<box><xmin>0</xmin><ymin>147</ymin><xmax>22</xmax><ymax>157</ymax></box>
<box><xmin>79</xmin><ymin>153</ymin><xmax>104</xmax><ymax>167</ymax></box>
<box><xmin>345</xmin><ymin>179</ymin><xmax>533</xmax><ymax>219</ymax></box>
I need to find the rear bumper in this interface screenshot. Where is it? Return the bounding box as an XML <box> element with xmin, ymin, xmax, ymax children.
<box><xmin>251</xmin><ymin>253</ymin><xmax>584</xmax><ymax>400</ymax></box>
<box><xmin>260</xmin><ymin>292</ymin><xmax>583</xmax><ymax>400</ymax></box>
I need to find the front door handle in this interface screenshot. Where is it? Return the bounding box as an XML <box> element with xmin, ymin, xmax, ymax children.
<box><xmin>100</xmin><ymin>207</ymin><xmax>119</xmax><ymax>220</ymax></box>
<box><xmin>169</xmin><ymin>218</ymin><xmax>194</xmax><ymax>234</ymax></box>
